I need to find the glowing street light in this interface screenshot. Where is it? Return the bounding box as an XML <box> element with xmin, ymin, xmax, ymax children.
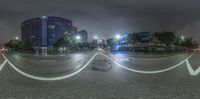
<box><xmin>115</xmin><ymin>34</ymin><xmax>121</xmax><ymax>39</ymax></box>
<box><xmin>41</xmin><ymin>16</ymin><xmax>47</xmax><ymax>19</ymax></box>
<box><xmin>15</xmin><ymin>36</ymin><xmax>19</xmax><ymax>40</ymax></box>
<box><xmin>180</xmin><ymin>36</ymin><xmax>186</xmax><ymax>42</ymax></box>
<box><xmin>181</xmin><ymin>36</ymin><xmax>185</xmax><ymax>40</ymax></box>
<box><xmin>76</xmin><ymin>35</ymin><xmax>81</xmax><ymax>40</ymax></box>
<box><xmin>94</xmin><ymin>36</ymin><xmax>98</xmax><ymax>39</ymax></box>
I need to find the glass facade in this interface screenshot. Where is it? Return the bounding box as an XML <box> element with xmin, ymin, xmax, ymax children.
<box><xmin>47</xmin><ymin>16</ymin><xmax>72</xmax><ymax>47</ymax></box>
<box><xmin>21</xmin><ymin>18</ymin><xmax>42</xmax><ymax>47</ymax></box>
<box><xmin>78</xmin><ymin>30</ymin><xmax>88</xmax><ymax>43</ymax></box>
<box><xmin>21</xmin><ymin>16</ymin><xmax>72</xmax><ymax>48</ymax></box>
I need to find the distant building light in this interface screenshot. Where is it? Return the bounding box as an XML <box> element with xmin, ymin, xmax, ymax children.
<box><xmin>48</xmin><ymin>25</ymin><xmax>55</xmax><ymax>29</ymax></box>
<box><xmin>41</xmin><ymin>16</ymin><xmax>47</xmax><ymax>19</ymax></box>
<box><xmin>30</xmin><ymin>35</ymin><xmax>35</xmax><ymax>38</ymax></box>
<box><xmin>94</xmin><ymin>36</ymin><xmax>98</xmax><ymax>39</ymax></box>
<box><xmin>121</xmin><ymin>34</ymin><xmax>128</xmax><ymax>38</ymax></box>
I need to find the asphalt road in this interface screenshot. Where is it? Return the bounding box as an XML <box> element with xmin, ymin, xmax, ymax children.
<box><xmin>0</xmin><ymin>51</ymin><xmax>200</xmax><ymax>99</ymax></box>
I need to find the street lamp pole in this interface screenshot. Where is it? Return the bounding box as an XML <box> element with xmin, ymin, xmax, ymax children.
<box><xmin>14</xmin><ymin>36</ymin><xmax>19</xmax><ymax>51</ymax></box>
<box><xmin>115</xmin><ymin>34</ymin><xmax>121</xmax><ymax>51</ymax></box>
<box><xmin>75</xmin><ymin>35</ymin><xmax>81</xmax><ymax>51</ymax></box>
<box><xmin>180</xmin><ymin>36</ymin><xmax>185</xmax><ymax>44</ymax></box>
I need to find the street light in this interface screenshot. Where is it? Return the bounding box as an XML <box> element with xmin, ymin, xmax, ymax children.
<box><xmin>180</xmin><ymin>36</ymin><xmax>186</xmax><ymax>43</ymax></box>
<box><xmin>115</xmin><ymin>34</ymin><xmax>121</xmax><ymax>39</ymax></box>
<box><xmin>14</xmin><ymin>36</ymin><xmax>19</xmax><ymax>51</ymax></box>
<box><xmin>94</xmin><ymin>36</ymin><xmax>98</xmax><ymax>40</ymax></box>
<box><xmin>76</xmin><ymin>35</ymin><xmax>81</xmax><ymax>40</ymax></box>
<box><xmin>15</xmin><ymin>36</ymin><xmax>19</xmax><ymax>40</ymax></box>
<box><xmin>181</xmin><ymin>36</ymin><xmax>185</xmax><ymax>40</ymax></box>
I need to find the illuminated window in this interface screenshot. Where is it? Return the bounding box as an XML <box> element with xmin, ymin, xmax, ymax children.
<box><xmin>48</xmin><ymin>25</ymin><xmax>55</xmax><ymax>29</ymax></box>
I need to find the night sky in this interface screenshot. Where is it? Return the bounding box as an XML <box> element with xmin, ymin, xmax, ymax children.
<box><xmin>0</xmin><ymin>0</ymin><xmax>200</xmax><ymax>43</ymax></box>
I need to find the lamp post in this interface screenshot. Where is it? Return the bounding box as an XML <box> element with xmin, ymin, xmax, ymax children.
<box><xmin>114</xmin><ymin>34</ymin><xmax>121</xmax><ymax>51</ymax></box>
<box><xmin>75</xmin><ymin>35</ymin><xmax>81</xmax><ymax>51</ymax></box>
<box><xmin>180</xmin><ymin>36</ymin><xmax>185</xmax><ymax>44</ymax></box>
<box><xmin>14</xmin><ymin>36</ymin><xmax>19</xmax><ymax>51</ymax></box>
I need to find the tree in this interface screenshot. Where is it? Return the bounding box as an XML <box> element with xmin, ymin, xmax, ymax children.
<box><xmin>180</xmin><ymin>38</ymin><xmax>193</xmax><ymax>47</ymax></box>
<box><xmin>100</xmin><ymin>39</ymin><xmax>107</xmax><ymax>49</ymax></box>
<box><xmin>5</xmin><ymin>40</ymin><xmax>33</xmax><ymax>51</ymax></box>
<box><xmin>19</xmin><ymin>41</ymin><xmax>32</xmax><ymax>50</ymax></box>
<box><xmin>106</xmin><ymin>38</ymin><xmax>118</xmax><ymax>47</ymax></box>
<box><xmin>5</xmin><ymin>39</ymin><xmax>20</xmax><ymax>50</ymax></box>
<box><xmin>53</xmin><ymin>37</ymin><xmax>72</xmax><ymax>48</ymax></box>
<box><xmin>154</xmin><ymin>32</ymin><xmax>176</xmax><ymax>45</ymax></box>
<box><xmin>89</xmin><ymin>42</ymin><xmax>97</xmax><ymax>50</ymax></box>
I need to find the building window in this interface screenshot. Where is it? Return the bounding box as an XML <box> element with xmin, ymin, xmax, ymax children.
<box><xmin>48</xmin><ymin>25</ymin><xmax>55</xmax><ymax>29</ymax></box>
<box><xmin>30</xmin><ymin>35</ymin><xmax>35</xmax><ymax>38</ymax></box>
<box><xmin>51</xmin><ymin>33</ymin><xmax>55</xmax><ymax>37</ymax></box>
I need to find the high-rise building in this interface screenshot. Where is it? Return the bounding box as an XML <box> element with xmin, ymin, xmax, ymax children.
<box><xmin>78</xmin><ymin>30</ymin><xmax>88</xmax><ymax>43</ymax></box>
<box><xmin>21</xmin><ymin>16</ymin><xmax>72</xmax><ymax>48</ymax></box>
<box><xmin>71</xmin><ymin>26</ymin><xmax>78</xmax><ymax>34</ymax></box>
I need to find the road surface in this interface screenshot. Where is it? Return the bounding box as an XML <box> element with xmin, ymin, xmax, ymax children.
<box><xmin>0</xmin><ymin>51</ymin><xmax>200</xmax><ymax>99</ymax></box>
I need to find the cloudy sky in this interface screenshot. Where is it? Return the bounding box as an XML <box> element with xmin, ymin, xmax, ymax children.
<box><xmin>0</xmin><ymin>0</ymin><xmax>200</xmax><ymax>43</ymax></box>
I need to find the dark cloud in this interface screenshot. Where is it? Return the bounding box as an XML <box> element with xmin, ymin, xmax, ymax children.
<box><xmin>0</xmin><ymin>0</ymin><xmax>200</xmax><ymax>43</ymax></box>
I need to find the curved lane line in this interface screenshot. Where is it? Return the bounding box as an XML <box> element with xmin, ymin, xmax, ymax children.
<box><xmin>0</xmin><ymin>60</ymin><xmax>7</xmax><ymax>71</ymax></box>
<box><xmin>111</xmin><ymin>54</ymin><xmax>180</xmax><ymax>61</ymax></box>
<box><xmin>186</xmin><ymin>59</ymin><xmax>200</xmax><ymax>76</ymax></box>
<box><xmin>110</xmin><ymin>52</ymin><xmax>188</xmax><ymax>61</ymax></box>
<box><xmin>1</xmin><ymin>53</ymin><xmax>97</xmax><ymax>81</ymax></box>
<box><xmin>101</xmin><ymin>52</ymin><xmax>195</xmax><ymax>74</ymax></box>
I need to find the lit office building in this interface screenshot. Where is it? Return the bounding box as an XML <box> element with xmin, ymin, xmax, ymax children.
<box><xmin>21</xmin><ymin>16</ymin><xmax>72</xmax><ymax>48</ymax></box>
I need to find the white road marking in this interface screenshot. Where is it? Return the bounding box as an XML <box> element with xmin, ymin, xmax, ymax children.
<box><xmin>186</xmin><ymin>59</ymin><xmax>200</xmax><ymax>76</ymax></box>
<box><xmin>100</xmin><ymin>52</ymin><xmax>195</xmax><ymax>74</ymax></box>
<box><xmin>118</xmin><ymin>58</ymin><xmax>130</xmax><ymax>62</ymax></box>
<box><xmin>1</xmin><ymin>51</ymin><xmax>198</xmax><ymax>80</ymax></box>
<box><xmin>111</xmin><ymin>53</ymin><xmax>181</xmax><ymax>61</ymax></box>
<box><xmin>0</xmin><ymin>60</ymin><xmax>7</xmax><ymax>71</ymax></box>
<box><xmin>1</xmin><ymin>53</ymin><xmax>97</xmax><ymax>81</ymax></box>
